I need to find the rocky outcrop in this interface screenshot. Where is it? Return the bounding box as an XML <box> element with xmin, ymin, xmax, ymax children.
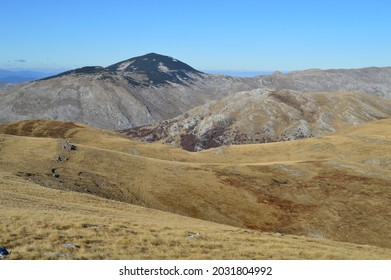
<box><xmin>122</xmin><ymin>89</ymin><xmax>391</xmax><ymax>151</ymax></box>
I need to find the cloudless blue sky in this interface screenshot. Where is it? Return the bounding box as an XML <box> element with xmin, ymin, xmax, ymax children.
<box><xmin>1</xmin><ymin>0</ymin><xmax>390</xmax><ymax>74</ymax></box>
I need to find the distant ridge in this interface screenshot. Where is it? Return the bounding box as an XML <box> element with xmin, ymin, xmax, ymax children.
<box><xmin>1</xmin><ymin>53</ymin><xmax>391</xmax><ymax>131</ymax></box>
<box><xmin>0</xmin><ymin>69</ymin><xmax>57</xmax><ymax>83</ymax></box>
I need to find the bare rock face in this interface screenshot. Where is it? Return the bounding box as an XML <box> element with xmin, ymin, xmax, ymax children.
<box><xmin>122</xmin><ymin>89</ymin><xmax>391</xmax><ymax>151</ymax></box>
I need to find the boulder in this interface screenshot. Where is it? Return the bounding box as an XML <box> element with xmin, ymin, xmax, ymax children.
<box><xmin>0</xmin><ymin>247</ymin><xmax>9</xmax><ymax>257</ymax></box>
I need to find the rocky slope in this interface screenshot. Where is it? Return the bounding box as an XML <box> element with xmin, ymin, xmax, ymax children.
<box><xmin>0</xmin><ymin>53</ymin><xmax>257</xmax><ymax>130</ymax></box>
<box><xmin>1</xmin><ymin>53</ymin><xmax>391</xmax><ymax>131</ymax></box>
<box><xmin>122</xmin><ymin>89</ymin><xmax>391</xmax><ymax>151</ymax></box>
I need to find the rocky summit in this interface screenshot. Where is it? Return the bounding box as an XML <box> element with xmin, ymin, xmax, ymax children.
<box><xmin>106</xmin><ymin>52</ymin><xmax>204</xmax><ymax>85</ymax></box>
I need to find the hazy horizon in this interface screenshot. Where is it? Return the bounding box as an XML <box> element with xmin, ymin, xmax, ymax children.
<box><xmin>1</xmin><ymin>0</ymin><xmax>391</xmax><ymax>74</ymax></box>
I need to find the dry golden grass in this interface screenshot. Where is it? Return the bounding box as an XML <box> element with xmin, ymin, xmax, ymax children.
<box><xmin>1</xmin><ymin>173</ymin><xmax>390</xmax><ymax>260</ymax></box>
<box><xmin>0</xmin><ymin>119</ymin><xmax>391</xmax><ymax>259</ymax></box>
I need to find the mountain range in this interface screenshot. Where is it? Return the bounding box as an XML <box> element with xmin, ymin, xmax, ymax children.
<box><xmin>1</xmin><ymin>53</ymin><xmax>391</xmax><ymax>133</ymax></box>
<box><xmin>261</xmin><ymin>67</ymin><xmax>391</xmax><ymax>99</ymax></box>
<box><xmin>0</xmin><ymin>69</ymin><xmax>59</xmax><ymax>83</ymax></box>
<box><xmin>0</xmin><ymin>53</ymin><xmax>259</xmax><ymax>130</ymax></box>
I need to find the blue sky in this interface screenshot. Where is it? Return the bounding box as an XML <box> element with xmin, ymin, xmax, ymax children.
<box><xmin>1</xmin><ymin>0</ymin><xmax>390</xmax><ymax>74</ymax></box>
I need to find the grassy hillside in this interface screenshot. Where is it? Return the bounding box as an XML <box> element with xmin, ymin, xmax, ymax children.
<box><xmin>1</xmin><ymin>119</ymin><xmax>390</xmax><ymax>259</ymax></box>
<box><xmin>3</xmin><ymin>172</ymin><xmax>391</xmax><ymax>260</ymax></box>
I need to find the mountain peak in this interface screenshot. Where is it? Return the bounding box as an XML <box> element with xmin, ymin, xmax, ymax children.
<box><xmin>106</xmin><ymin>53</ymin><xmax>203</xmax><ymax>85</ymax></box>
<box><xmin>40</xmin><ymin>53</ymin><xmax>203</xmax><ymax>85</ymax></box>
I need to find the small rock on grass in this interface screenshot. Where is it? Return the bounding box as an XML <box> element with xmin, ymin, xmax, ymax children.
<box><xmin>0</xmin><ymin>247</ymin><xmax>9</xmax><ymax>258</ymax></box>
